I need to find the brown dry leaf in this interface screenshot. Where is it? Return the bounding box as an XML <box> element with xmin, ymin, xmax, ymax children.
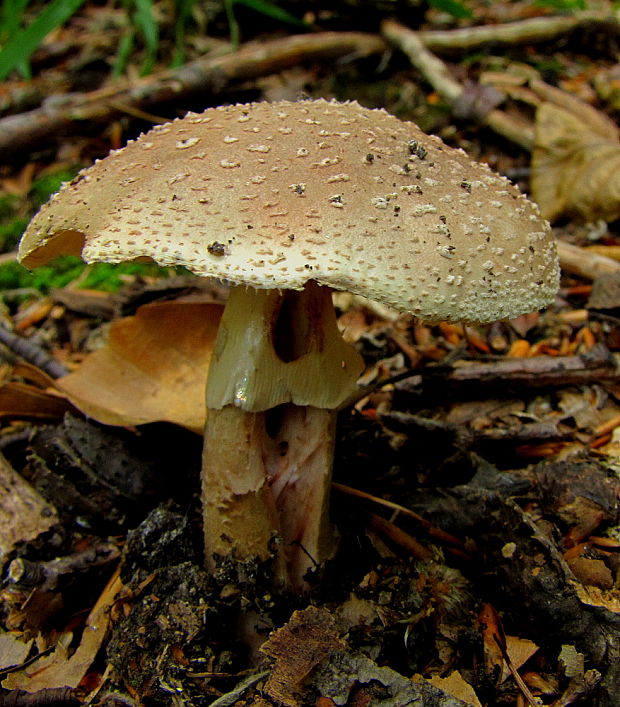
<box><xmin>569</xmin><ymin>580</ymin><xmax>620</xmax><ymax>613</ymax></box>
<box><xmin>479</xmin><ymin>603</ymin><xmax>505</xmax><ymax>683</ymax></box>
<box><xmin>261</xmin><ymin>606</ymin><xmax>345</xmax><ymax>707</ymax></box>
<box><xmin>567</xmin><ymin>557</ymin><xmax>614</xmax><ymax>590</ymax></box>
<box><xmin>56</xmin><ymin>301</ymin><xmax>222</xmax><ymax>434</ymax></box>
<box><xmin>428</xmin><ymin>672</ymin><xmax>482</xmax><ymax>706</ymax></box>
<box><xmin>500</xmin><ymin>636</ymin><xmax>539</xmax><ymax>683</ymax></box>
<box><xmin>0</xmin><ymin>633</ymin><xmax>33</xmax><ymax>671</ymax></box>
<box><xmin>531</xmin><ymin>96</ymin><xmax>620</xmax><ymax>223</ymax></box>
<box><xmin>0</xmin><ymin>381</ymin><xmax>75</xmax><ymax>420</ymax></box>
<box><xmin>0</xmin><ymin>451</ymin><xmax>58</xmax><ymax>561</ymax></box>
<box><xmin>2</xmin><ymin>569</ymin><xmax>122</xmax><ymax>691</ymax></box>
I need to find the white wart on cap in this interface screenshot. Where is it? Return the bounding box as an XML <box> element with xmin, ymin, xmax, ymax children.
<box><xmin>19</xmin><ymin>99</ymin><xmax>559</xmax><ymax>322</ymax></box>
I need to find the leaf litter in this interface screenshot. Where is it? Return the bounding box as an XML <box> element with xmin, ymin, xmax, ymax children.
<box><xmin>4</xmin><ymin>2</ymin><xmax>620</xmax><ymax>706</ymax></box>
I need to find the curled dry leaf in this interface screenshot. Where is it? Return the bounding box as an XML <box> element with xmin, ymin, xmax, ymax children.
<box><xmin>0</xmin><ymin>451</ymin><xmax>58</xmax><ymax>562</ymax></box>
<box><xmin>427</xmin><ymin>672</ymin><xmax>482</xmax><ymax>707</ymax></box>
<box><xmin>2</xmin><ymin>569</ymin><xmax>122</xmax><ymax>691</ymax></box>
<box><xmin>56</xmin><ymin>301</ymin><xmax>222</xmax><ymax>434</ymax></box>
<box><xmin>0</xmin><ymin>381</ymin><xmax>75</xmax><ymax>421</ymax></box>
<box><xmin>0</xmin><ymin>633</ymin><xmax>33</xmax><ymax>671</ymax></box>
<box><xmin>569</xmin><ymin>580</ymin><xmax>620</xmax><ymax>614</ymax></box>
<box><xmin>531</xmin><ymin>96</ymin><xmax>620</xmax><ymax>223</ymax></box>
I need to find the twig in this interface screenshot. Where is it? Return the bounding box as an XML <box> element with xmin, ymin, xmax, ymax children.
<box><xmin>492</xmin><ymin>634</ymin><xmax>539</xmax><ymax>707</ymax></box>
<box><xmin>207</xmin><ymin>670</ymin><xmax>270</xmax><ymax>707</ymax></box>
<box><xmin>556</xmin><ymin>241</ymin><xmax>620</xmax><ymax>280</ymax></box>
<box><xmin>0</xmin><ymin>323</ymin><xmax>68</xmax><ymax>378</ymax></box>
<box><xmin>419</xmin><ymin>11</ymin><xmax>618</xmax><ymax>53</ymax></box>
<box><xmin>0</xmin><ymin>32</ymin><xmax>386</xmax><ymax>160</ymax></box>
<box><xmin>0</xmin><ymin>688</ymin><xmax>80</xmax><ymax>706</ymax></box>
<box><xmin>0</xmin><ymin>647</ymin><xmax>55</xmax><ymax>679</ymax></box>
<box><xmin>394</xmin><ymin>345</ymin><xmax>620</xmax><ymax>391</ymax></box>
<box><xmin>585</xmin><ymin>244</ymin><xmax>620</xmax><ymax>262</ymax></box>
<box><xmin>382</xmin><ymin>20</ymin><xmax>620</xmax><ymax>279</ymax></box>
<box><xmin>380</xmin><ymin>409</ymin><xmax>571</xmax><ymax>448</ymax></box>
<box><xmin>7</xmin><ymin>542</ymin><xmax>120</xmax><ymax>592</ymax></box>
<box><xmin>333</xmin><ymin>481</ymin><xmax>464</xmax><ymax>548</ymax></box>
<box><xmin>381</xmin><ymin>20</ymin><xmax>535</xmax><ymax>149</ymax></box>
<box><xmin>367</xmin><ymin>512</ymin><xmax>433</xmax><ymax>561</ymax></box>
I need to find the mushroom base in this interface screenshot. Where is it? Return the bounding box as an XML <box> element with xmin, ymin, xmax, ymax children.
<box><xmin>202</xmin><ymin>403</ymin><xmax>336</xmax><ymax>590</ymax></box>
<box><xmin>202</xmin><ymin>282</ymin><xmax>363</xmax><ymax>590</ymax></box>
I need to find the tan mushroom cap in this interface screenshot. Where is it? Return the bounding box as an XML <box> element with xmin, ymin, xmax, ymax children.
<box><xmin>19</xmin><ymin>99</ymin><xmax>558</xmax><ymax>322</ymax></box>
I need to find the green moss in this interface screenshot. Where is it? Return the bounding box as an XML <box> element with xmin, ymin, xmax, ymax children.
<box><xmin>0</xmin><ymin>216</ymin><xmax>28</xmax><ymax>252</ymax></box>
<box><xmin>79</xmin><ymin>261</ymin><xmax>180</xmax><ymax>291</ymax></box>
<box><xmin>0</xmin><ymin>166</ymin><xmax>83</xmax><ymax>256</ymax></box>
<box><xmin>30</xmin><ymin>167</ymin><xmax>80</xmax><ymax>206</ymax></box>
<box><xmin>0</xmin><ymin>194</ymin><xmax>19</xmax><ymax>219</ymax></box>
<box><xmin>0</xmin><ymin>257</ymin><xmax>180</xmax><ymax>295</ymax></box>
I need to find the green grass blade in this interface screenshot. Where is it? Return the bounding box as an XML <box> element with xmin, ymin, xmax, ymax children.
<box><xmin>0</xmin><ymin>0</ymin><xmax>30</xmax><ymax>39</ymax></box>
<box><xmin>224</xmin><ymin>0</ymin><xmax>240</xmax><ymax>49</ymax></box>
<box><xmin>132</xmin><ymin>0</ymin><xmax>159</xmax><ymax>75</ymax></box>
<box><xmin>534</xmin><ymin>0</ymin><xmax>587</xmax><ymax>9</ymax></box>
<box><xmin>0</xmin><ymin>0</ymin><xmax>87</xmax><ymax>80</ymax></box>
<box><xmin>112</xmin><ymin>29</ymin><xmax>135</xmax><ymax>77</ymax></box>
<box><xmin>171</xmin><ymin>0</ymin><xmax>198</xmax><ymax>68</ymax></box>
<box><xmin>234</xmin><ymin>0</ymin><xmax>308</xmax><ymax>28</ymax></box>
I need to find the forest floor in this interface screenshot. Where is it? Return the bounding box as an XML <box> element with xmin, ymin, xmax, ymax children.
<box><xmin>2</xmin><ymin>1</ymin><xmax>620</xmax><ymax>706</ymax></box>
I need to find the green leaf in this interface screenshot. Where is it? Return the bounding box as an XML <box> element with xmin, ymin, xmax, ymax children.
<box><xmin>0</xmin><ymin>0</ymin><xmax>87</xmax><ymax>80</ymax></box>
<box><xmin>428</xmin><ymin>0</ymin><xmax>472</xmax><ymax>19</ymax></box>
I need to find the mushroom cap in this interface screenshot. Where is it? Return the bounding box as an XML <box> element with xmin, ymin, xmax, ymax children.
<box><xmin>19</xmin><ymin>99</ymin><xmax>558</xmax><ymax>322</ymax></box>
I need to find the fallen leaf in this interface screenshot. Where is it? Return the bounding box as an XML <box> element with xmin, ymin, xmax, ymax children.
<box><xmin>56</xmin><ymin>301</ymin><xmax>222</xmax><ymax>433</ymax></box>
<box><xmin>0</xmin><ymin>633</ymin><xmax>33</xmax><ymax>671</ymax></box>
<box><xmin>0</xmin><ymin>381</ymin><xmax>75</xmax><ymax>421</ymax></box>
<box><xmin>566</xmin><ymin>556</ymin><xmax>614</xmax><ymax>590</ymax></box>
<box><xmin>262</xmin><ymin>607</ymin><xmax>473</xmax><ymax>706</ymax></box>
<box><xmin>569</xmin><ymin>580</ymin><xmax>620</xmax><ymax>613</ymax></box>
<box><xmin>428</xmin><ymin>672</ymin><xmax>482</xmax><ymax>706</ymax></box>
<box><xmin>261</xmin><ymin>606</ymin><xmax>344</xmax><ymax>707</ymax></box>
<box><xmin>0</xmin><ymin>451</ymin><xmax>58</xmax><ymax>562</ymax></box>
<box><xmin>531</xmin><ymin>98</ymin><xmax>620</xmax><ymax>223</ymax></box>
<box><xmin>500</xmin><ymin>635</ymin><xmax>539</xmax><ymax>683</ymax></box>
<box><xmin>2</xmin><ymin>569</ymin><xmax>122</xmax><ymax>691</ymax></box>
<box><xmin>479</xmin><ymin>603</ymin><xmax>505</xmax><ymax>683</ymax></box>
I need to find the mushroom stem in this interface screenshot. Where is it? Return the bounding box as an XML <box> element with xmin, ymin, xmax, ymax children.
<box><xmin>202</xmin><ymin>282</ymin><xmax>363</xmax><ymax>589</ymax></box>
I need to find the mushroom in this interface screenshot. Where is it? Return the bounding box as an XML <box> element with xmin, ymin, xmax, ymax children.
<box><xmin>18</xmin><ymin>99</ymin><xmax>559</xmax><ymax>590</ymax></box>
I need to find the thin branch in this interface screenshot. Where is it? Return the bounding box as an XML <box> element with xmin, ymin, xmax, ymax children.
<box><xmin>0</xmin><ymin>32</ymin><xmax>386</xmax><ymax>160</ymax></box>
<box><xmin>333</xmin><ymin>481</ymin><xmax>464</xmax><ymax>548</ymax></box>
<box><xmin>556</xmin><ymin>241</ymin><xmax>620</xmax><ymax>281</ymax></box>
<box><xmin>419</xmin><ymin>11</ymin><xmax>618</xmax><ymax>53</ymax></box>
<box><xmin>0</xmin><ymin>324</ymin><xmax>68</xmax><ymax>378</ymax></box>
<box><xmin>367</xmin><ymin>512</ymin><xmax>433</xmax><ymax>561</ymax></box>
<box><xmin>382</xmin><ymin>19</ymin><xmax>535</xmax><ymax>149</ymax></box>
<box><xmin>393</xmin><ymin>345</ymin><xmax>620</xmax><ymax>391</ymax></box>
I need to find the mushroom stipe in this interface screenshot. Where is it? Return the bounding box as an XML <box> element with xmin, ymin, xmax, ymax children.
<box><xmin>19</xmin><ymin>99</ymin><xmax>559</xmax><ymax>590</ymax></box>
